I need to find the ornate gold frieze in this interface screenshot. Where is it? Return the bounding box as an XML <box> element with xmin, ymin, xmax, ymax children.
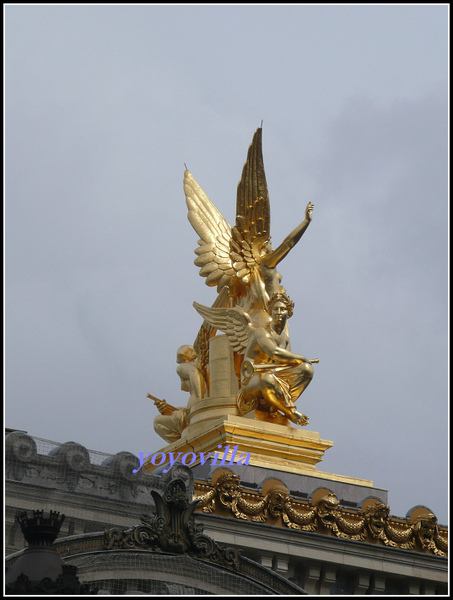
<box><xmin>193</xmin><ymin>473</ymin><xmax>447</xmax><ymax>557</ymax></box>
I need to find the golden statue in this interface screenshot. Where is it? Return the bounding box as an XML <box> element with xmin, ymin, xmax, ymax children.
<box><xmin>184</xmin><ymin>127</ymin><xmax>314</xmax><ymax>319</ymax></box>
<box><xmin>185</xmin><ymin>127</ymin><xmax>315</xmax><ymax>387</ymax></box>
<box><xmin>194</xmin><ymin>288</ymin><xmax>318</xmax><ymax>426</ymax></box>
<box><xmin>152</xmin><ymin>127</ymin><xmax>318</xmax><ymax>442</ymax></box>
<box><xmin>151</xmin><ymin>345</ymin><xmax>205</xmax><ymax>443</ymax></box>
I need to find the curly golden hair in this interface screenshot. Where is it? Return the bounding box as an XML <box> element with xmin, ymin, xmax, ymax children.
<box><xmin>268</xmin><ymin>288</ymin><xmax>295</xmax><ymax>318</ymax></box>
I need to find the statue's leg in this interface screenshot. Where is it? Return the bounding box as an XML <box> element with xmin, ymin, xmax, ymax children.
<box><xmin>257</xmin><ymin>374</ymin><xmax>306</xmax><ymax>423</ymax></box>
<box><xmin>242</xmin><ymin>373</ymin><xmax>309</xmax><ymax>425</ymax></box>
<box><xmin>154</xmin><ymin>413</ymin><xmax>184</xmax><ymax>443</ymax></box>
<box><xmin>287</xmin><ymin>362</ymin><xmax>314</xmax><ymax>403</ymax></box>
<box><xmin>260</xmin><ymin>388</ymin><xmax>295</xmax><ymax>420</ymax></box>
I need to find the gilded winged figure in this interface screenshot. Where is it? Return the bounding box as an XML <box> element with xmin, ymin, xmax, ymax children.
<box><xmin>184</xmin><ymin>127</ymin><xmax>314</xmax><ymax>318</ymax></box>
<box><xmin>193</xmin><ymin>287</ymin><xmax>318</xmax><ymax>426</ymax></box>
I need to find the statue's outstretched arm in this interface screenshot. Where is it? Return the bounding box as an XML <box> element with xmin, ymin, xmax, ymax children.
<box><xmin>254</xmin><ymin>329</ymin><xmax>318</xmax><ymax>365</ymax></box>
<box><xmin>254</xmin><ymin>329</ymin><xmax>308</xmax><ymax>364</ymax></box>
<box><xmin>263</xmin><ymin>202</ymin><xmax>314</xmax><ymax>269</ymax></box>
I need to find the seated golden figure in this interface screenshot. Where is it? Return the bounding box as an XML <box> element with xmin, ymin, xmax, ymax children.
<box><xmin>193</xmin><ymin>288</ymin><xmax>318</xmax><ymax>426</ymax></box>
<box><xmin>150</xmin><ymin>345</ymin><xmax>205</xmax><ymax>443</ymax></box>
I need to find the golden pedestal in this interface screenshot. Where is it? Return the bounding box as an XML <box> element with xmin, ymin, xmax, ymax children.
<box><xmin>145</xmin><ymin>413</ymin><xmax>376</xmax><ymax>488</ymax></box>
<box><xmin>148</xmin><ymin>336</ymin><xmax>376</xmax><ymax>487</ymax></box>
<box><xmin>144</xmin><ymin>412</ymin><xmax>333</xmax><ymax>475</ymax></box>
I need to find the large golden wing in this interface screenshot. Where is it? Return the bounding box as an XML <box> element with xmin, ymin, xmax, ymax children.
<box><xmin>193</xmin><ymin>302</ymin><xmax>253</xmax><ymax>355</ymax></box>
<box><xmin>184</xmin><ymin>170</ymin><xmax>235</xmax><ymax>293</ymax></box>
<box><xmin>230</xmin><ymin>127</ymin><xmax>271</xmax><ymax>284</ymax></box>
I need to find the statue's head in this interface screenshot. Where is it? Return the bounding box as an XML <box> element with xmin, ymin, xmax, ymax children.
<box><xmin>268</xmin><ymin>288</ymin><xmax>295</xmax><ymax>319</ymax></box>
<box><xmin>176</xmin><ymin>345</ymin><xmax>198</xmax><ymax>364</ymax></box>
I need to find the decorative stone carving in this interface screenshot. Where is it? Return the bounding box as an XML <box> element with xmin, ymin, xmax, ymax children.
<box><xmin>103</xmin><ymin>451</ymin><xmax>141</xmax><ymax>482</ymax></box>
<box><xmin>51</xmin><ymin>442</ymin><xmax>90</xmax><ymax>472</ymax></box>
<box><xmin>5</xmin><ymin>431</ymin><xmax>38</xmax><ymax>462</ymax></box>
<box><xmin>161</xmin><ymin>463</ymin><xmax>195</xmax><ymax>498</ymax></box>
<box><xmin>100</xmin><ymin>451</ymin><xmax>143</xmax><ymax>499</ymax></box>
<box><xmin>48</xmin><ymin>442</ymin><xmax>91</xmax><ymax>492</ymax></box>
<box><xmin>5</xmin><ymin>431</ymin><xmax>38</xmax><ymax>481</ymax></box>
<box><xmin>104</xmin><ymin>477</ymin><xmax>240</xmax><ymax>570</ymax></box>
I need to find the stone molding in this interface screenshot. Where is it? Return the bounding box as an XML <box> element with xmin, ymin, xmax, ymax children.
<box><xmin>5</xmin><ymin>431</ymin><xmax>448</xmax><ymax>559</ymax></box>
<box><xmin>5</xmin><ymin>431</ymin><xmax>160</xmax><ymax>502</ymax></box>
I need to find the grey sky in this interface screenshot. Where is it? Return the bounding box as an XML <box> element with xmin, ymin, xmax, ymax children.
<box><xmin>5</xmin><ymin>5</ymin><xmax>448</xmax><ymax>524</ymax></box>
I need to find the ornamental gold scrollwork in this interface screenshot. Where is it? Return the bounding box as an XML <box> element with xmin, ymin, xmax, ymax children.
<box><xmin>281</xmin><ymin>500</ymin><xmax>317</xmax><ymax>531</ymax></box>
<box><xmin>316</xmin><ymin>493</ymin><xmax>366</xmax><ymax>540</ymax></box>
<box><xmin>193</xmin><ymin>476</ymin><xmax>448</xmax><ymax>556</ymax></box>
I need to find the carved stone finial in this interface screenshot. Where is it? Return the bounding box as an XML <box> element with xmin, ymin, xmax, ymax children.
<box><xmin>16</xmin><ymin>509</ymin><xmax>65</xmax><ymax>546</ymax></box>
<box><xmin>6</xmin><ymin>509</ymin><xmax>95</xmax><ymax>595</ymax></box>
<box><xmin>104</xmin><ymin>476</ymin><xmax>240</xmax><ymax>570</ymax></box>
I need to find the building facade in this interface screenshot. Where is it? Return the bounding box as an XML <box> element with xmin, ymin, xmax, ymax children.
<box><xmin>5</xmin><ymin>428</ymin><xmax>448</xmax><ymax>595</ymax></box>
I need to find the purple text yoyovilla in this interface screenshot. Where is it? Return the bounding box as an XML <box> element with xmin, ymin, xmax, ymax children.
<box><xmin>132</xmin><ymin>445</ymin><xmax>250</xmax><ymax>474</ymax></box>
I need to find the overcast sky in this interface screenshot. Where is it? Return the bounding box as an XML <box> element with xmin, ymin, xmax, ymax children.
<box><xmin>5</xmin><ymin>5</ymin><xmax>449</xmax><ymax>524</ymax></box>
